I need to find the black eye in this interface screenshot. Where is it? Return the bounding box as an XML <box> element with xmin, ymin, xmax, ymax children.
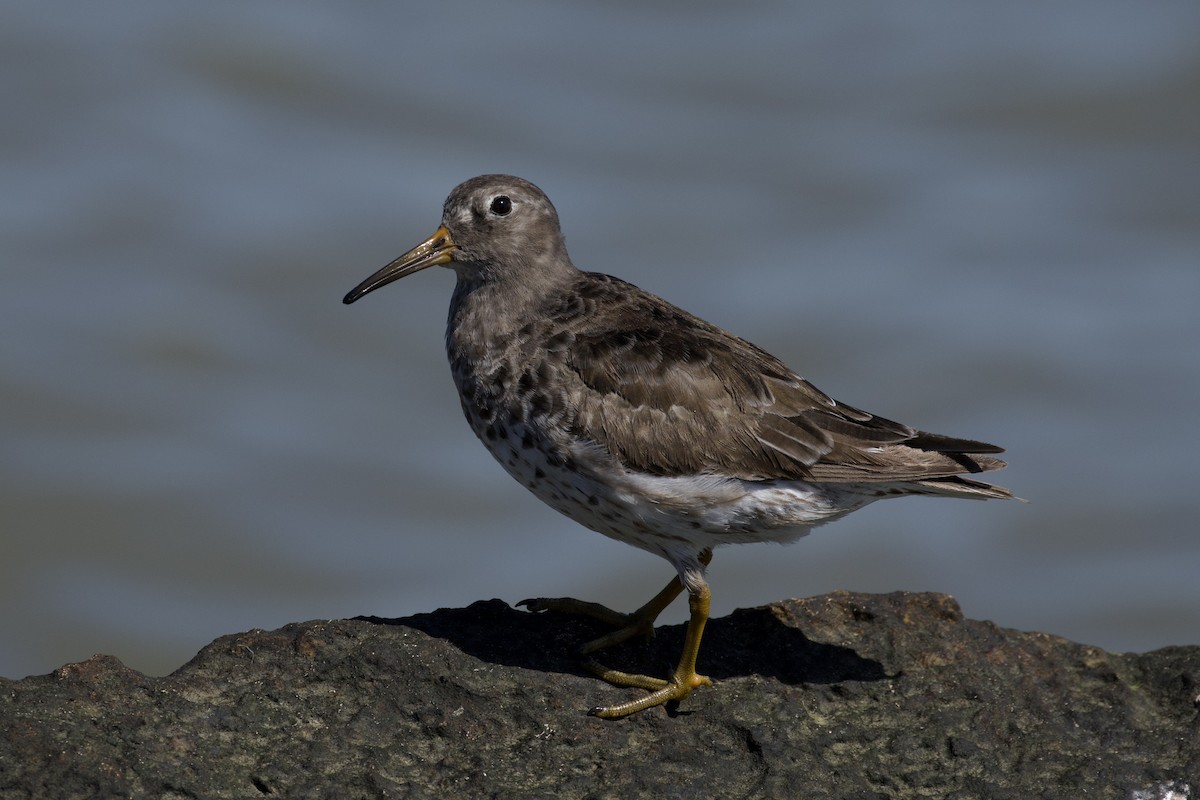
<box><xmin>489</xmin><ymin>195</ymin><xmax>512</xmax><ymax>216</ymax></box>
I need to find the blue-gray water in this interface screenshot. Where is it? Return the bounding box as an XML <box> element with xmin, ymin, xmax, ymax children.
<box><xmin>3</xmin><ymin>3</ymin><xmax>1198</xmax><ymax>679</ymax></box>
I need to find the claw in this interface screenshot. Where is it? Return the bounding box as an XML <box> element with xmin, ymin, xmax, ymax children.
<box><xmin>520</xmin><ymin>550</ymin><xmax>714</xmax><ymax>718</ymax></box>
<box><xmin>589</xmin><ymin>670</ymin><xmax>712</xmax><ymax>719</ymax></box>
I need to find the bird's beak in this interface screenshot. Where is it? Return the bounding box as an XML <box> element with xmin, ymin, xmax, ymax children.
<box><xmin>342</xmin><ymin>225</ymin><xmax>455</xmax><ymax>304</ymax></box>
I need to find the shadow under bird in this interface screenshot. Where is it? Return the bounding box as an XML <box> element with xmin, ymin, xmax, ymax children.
<box><xmin>343</xmin><ymin>174</ymin><xmax>1012</xmax><ymax>718</ymax></box>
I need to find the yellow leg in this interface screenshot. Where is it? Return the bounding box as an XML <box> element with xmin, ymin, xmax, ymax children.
<box><xmin>519</xmin><ymin>571</ymin><xmax>684</xmax><ymax>650</ymax></box>
<box><xmin>518</xmin><ymin>549</ymin><xmax>714</xmax><ymax>718</ymax></box>
<box><xmin>587</xmin><ymin>580</ymin><xmax>711</xmax><ymax>718</ymax></box>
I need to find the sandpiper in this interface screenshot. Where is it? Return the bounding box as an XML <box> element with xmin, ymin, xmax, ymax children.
<box><xmin>343</xmin><ymin>174</ymin><xmax>1011</xmax><ymax>718</ymax></box>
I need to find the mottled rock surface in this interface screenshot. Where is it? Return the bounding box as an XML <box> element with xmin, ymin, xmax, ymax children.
<box><xmin>2</xmin><ymin>592</ymin><xmax>1197</xmax><ymax>799</ymax></box>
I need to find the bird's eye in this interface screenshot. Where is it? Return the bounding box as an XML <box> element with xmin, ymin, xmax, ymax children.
<box><xmin>489</xmin><ymin>196</ymin><xmax>512</xmax><ymax>216</ymax></box>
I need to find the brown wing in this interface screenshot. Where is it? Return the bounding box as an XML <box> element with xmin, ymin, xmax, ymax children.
<box><xmin>555</xmin><ymin>273</ymin><xmax>1006</xmax><ymax>484</ymax></box>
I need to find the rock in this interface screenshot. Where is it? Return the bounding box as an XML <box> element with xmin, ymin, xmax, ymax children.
<box><xmin>1</xmin><ymin>592</ymin><xmax>1197</xmax><ymax>798</ymax></box>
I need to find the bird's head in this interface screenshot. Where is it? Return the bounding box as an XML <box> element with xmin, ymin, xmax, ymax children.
<box><xmin>343</xmin><ymin>174</ymin><xmax>573</xmax><ymax>305</ymax></box>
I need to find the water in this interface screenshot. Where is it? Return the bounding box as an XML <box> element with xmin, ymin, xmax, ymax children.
<box><xmin>2</xmin><ymin>2</ymin><xmax>1198</xmax><ymax>679</ymax></box>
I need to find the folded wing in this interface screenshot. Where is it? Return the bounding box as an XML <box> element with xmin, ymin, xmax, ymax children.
<box><xmin>556</xmin><ymin>274</ymin><xmax>1008</xmax><ymax>496</ymax></box>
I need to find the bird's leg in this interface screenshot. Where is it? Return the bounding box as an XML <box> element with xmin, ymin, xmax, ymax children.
<box><xmin>519</xmin><ymin>549</ymin><xmax>714</xmax><ymax>717</ymax></box>
<box><xmin>587</xmin><ymin>578</ymin><xmax>712</xmax><ymax>718</ymax></box>
<box><xmin>519</xmin><ymin>572</ymin><xmax>684</xmax><ymax>649</ymax></box>
<box><xmin>518</xmin><ymin>548</ymin><xmax>712</xmax><ymax>652</ymax></box>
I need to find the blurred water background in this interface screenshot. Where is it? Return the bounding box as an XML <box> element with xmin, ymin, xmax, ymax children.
<box><xmin>3</xmin><ymin>2</ymin><xmax>1198</xmax><ymax>679</ymax></box>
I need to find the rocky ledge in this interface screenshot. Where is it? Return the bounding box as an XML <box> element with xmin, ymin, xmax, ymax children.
<box><xmin>1</xmin><ymin>591</ymin><xmax>1197</xmax><ymax>799</ymax></box>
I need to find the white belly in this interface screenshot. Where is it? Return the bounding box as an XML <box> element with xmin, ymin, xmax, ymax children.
<box><xmin>477</xmin><ymin>419</ymin><xmax>877</xmax><ymax>563</ymax></box>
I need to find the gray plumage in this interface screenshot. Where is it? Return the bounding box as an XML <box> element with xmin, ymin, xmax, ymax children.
<box><xmin>344</xmin><ymin>174</ymin><xmax>1012</xmax><ymax>717</ymax></box>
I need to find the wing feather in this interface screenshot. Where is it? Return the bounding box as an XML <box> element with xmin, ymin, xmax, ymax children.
<box><xmin>552</xmin><ymin>273</ymin><xmax>1006</xmax><ymax>484</ymax></box>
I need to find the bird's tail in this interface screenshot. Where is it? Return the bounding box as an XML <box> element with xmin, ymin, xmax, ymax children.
<box><xmin>903</xmin><ymin>475</ymin><xmax>1019</xmax><ymax>501</ymax></box>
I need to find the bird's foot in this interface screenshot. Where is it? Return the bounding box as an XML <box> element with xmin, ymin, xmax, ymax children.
<box><xmin>582</xmin><ymin>659</ymin><xmax>711</xmax><ymax>719</ymax></box>
<box><xmin>519</xmin><ymin>587</ymin><xmax>712</xmax><ymax>718</ymax></box>
<box><xmin>517</xmin><ymin>596</ymin><xmax>657</xmax><ymax>652</ymax></box>
<box><xmin>519</xmin><ymin>560</ymin><xmax>712</xmax><ymax>718</ymax></box>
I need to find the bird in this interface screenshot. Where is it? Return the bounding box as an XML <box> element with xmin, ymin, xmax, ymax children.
<box><xmin>342</xmin><ymin>174</ymin><xmax>1012</xmax><ymax>719</ymax></box>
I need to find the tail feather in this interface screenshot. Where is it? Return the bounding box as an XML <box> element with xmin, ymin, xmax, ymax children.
<box><xmin>909</xmin><ymin>430</ymin><xmax>1005</xmax><ymax>455</ymax></box>
<box><xmin>906</xmin><ymin>474</ymin><xmax>1019</xmax><ymax>501</ymax></box>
